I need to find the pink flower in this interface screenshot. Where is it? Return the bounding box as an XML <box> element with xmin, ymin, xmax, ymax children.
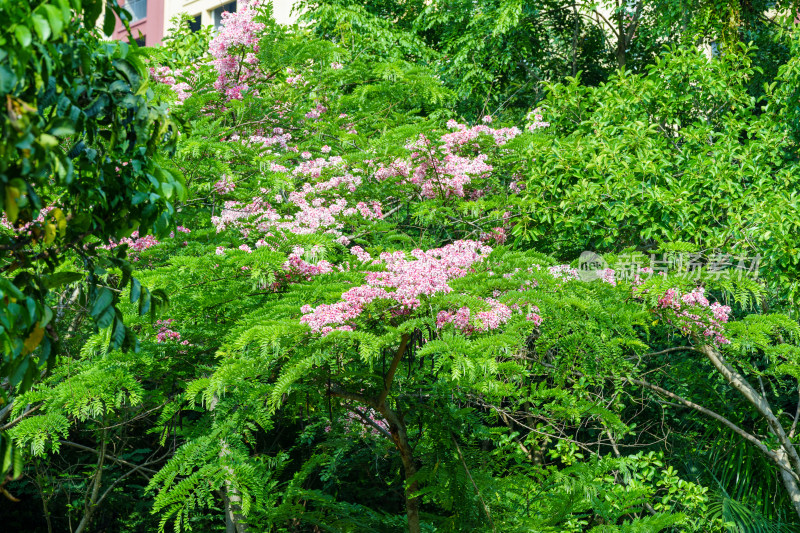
<box><xmin>350</xmin><ymin>246</ymin><xmax>372</xmax><ymax>263</ymax></box>
<box><xmin>213</xmin><ymin>175</ymin><xmax>236</xmax><ymax>194</ymax></box>
<box><xmin>301</xmin><ymin>240</ymin><xmax>493</xmax><ymax>335</ymax></box>
<box><xmin>527</xmin><ymin>108</ymin><xmax>550</xmax><ymax>131</ymax></box>
<box><xmin>526</xmin><ymin>311</ymin><xmax>543</xmax><ymax>326</ymax></box>
<box><xmin>155</xmin><ymin>319</ymin><xmax>181</xmax><ymax>343</ymax></box>
<box><xmin>208</xmin><ymin>1</ymin><xmax>265</xmax><ymax>100</ymax></box>
<box><xmin>549</xmin><ymin>265</ymin><xmax>580</xmax><ymax>281</ymax></box>
<box><xmin>655</xmin><ymin>287</ymin><xmax>731</xmax><ymax>345</ymax></box>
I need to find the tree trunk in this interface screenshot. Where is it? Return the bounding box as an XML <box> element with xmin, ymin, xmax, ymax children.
<box><xmin>221</xmin><ymin>462</ymin><xmax>248</xmax><ymax>533</ymax></box>
<box><xmin>699</xmin><ymin>345</ymin><xmax>800</xmax><ymax>519</ymax></box>
<box><xmin>777</xmin><ymin>449</ymin><xmax>800</xmax><ymax>518</ymax></box>
<box><xmin>211</xmin><ymin>394</ymin><xmax>248</xmax><ymax>533</ymax></box>
<box><xmin>74</xmin><ymin>429</ymin><xmax>107</xmax><ymax>533</ymax></box>
<box><xmin>616</xmin><ymin>9</ymin><xmax>626</xmax><ymax>70</ymax></box>
<box><xmin>378</xmin><ymin>405</ymin><xmax>420</xmax><ymax>533</ymax></box>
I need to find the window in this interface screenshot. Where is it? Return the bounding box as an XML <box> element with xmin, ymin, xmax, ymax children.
<box><xmin>124</xmin><ymin>0</ymin><xmax>147</xmax><ymax>23</ymax></box>
<box><xmin>211</xmin><ymin>1</ymin><xmax>237</xmax><ymax>29</ymax></box>
<box><xmin>189</xmin><ymin>14</ymin><xmax>202</xmax><ymax>33</ymax></box>
<box><xmin>133</xmin><ymin>36</ymin><xmax>146</xmax><ymax>47</ymax></box>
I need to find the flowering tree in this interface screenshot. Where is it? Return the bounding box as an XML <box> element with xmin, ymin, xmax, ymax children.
<box><xmin>6</xmin><ymin>2</ymin><xmax>800</xmax><ymax>532</ymax></box>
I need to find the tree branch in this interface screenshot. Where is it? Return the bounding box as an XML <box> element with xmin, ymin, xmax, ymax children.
<box><xmin>351</xmin><ymin>406</ymin><xmax>391</xmax><ymax>439</ymax></box>
<box><xmin>57</xmin><ymin>440</ymin><xmax>158</xmax><ymax>475</ymax></box>
<box><xmin>628</xmin><ymin>375</ymin><xmax>788</xmax><ymax>474</ymax></box>
<box><xmin>377</xmin><ymin>334</ymin><xmax>411</xmax><ymax>408</ymax></box>
<box><xmin>327</xmin><ymin>382</ymin><xmax>376</xmax><ymax>409</ymax></box>
<box><xmin>698</xmin><ymin>344</ymin><xmax>800</xmax><ymax>482</ymax></box>
<box><xmin>450</xmin><ymin>433</ymin><xmax>497</xmax><ymax>533</ymax></box>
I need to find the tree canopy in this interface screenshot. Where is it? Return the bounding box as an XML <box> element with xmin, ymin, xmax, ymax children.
<box><xmin>3</xmin><ymin>1</ymin><xmax>800</xmax><ymax>532</ymax></box>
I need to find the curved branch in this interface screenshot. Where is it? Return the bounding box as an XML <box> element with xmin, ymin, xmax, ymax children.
<box><xmin>698</xmin><ymin>344</ymin><xmax>800</xmax><ymax>483</ymax></box>
<box><xmin>628</xmin><ymin>376</ymin><xmax>782</xmax><ymax>468</ymax></box>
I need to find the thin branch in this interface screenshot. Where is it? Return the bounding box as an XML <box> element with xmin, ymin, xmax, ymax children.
<box><xmin>790</xmin><ymin>389</ymin><xmax>800</xmax><ymax>439</ymax></box>
<box><xmin>327</xmin><ymin>382</ymin><xmax>376</xmax><ymax>409</ymax></box>
<box><xmin>93</xmin><ymin>459</ymin><xmax>153</xmax><ymax>509</ymax></box>
<box><xmin>351</xmin><ymin>406</ymin><xmax>392</xmax><ymax>439</ymax></box>
<box><xmin>450</xmin><ymin>433</ymin><xmax>497</xmax><ymax>533</ymax></box>
<box><xmin>57</xmin><ymin>440</ymin><xmax>159</xmax><ymax>475</ymax></box>
<box><xmin>0</xmin><ymin>405</ymin><xmax>41</xmax><ymax>431</ymax></box>
<box><xmin>628</xmin><ymin>376</ymin><xmax>785</xmax><ymax>472</ymax></box>
<box><xmin>626</xmin><ymin>346</ymin><xmax>702</xmax><ymax>361</ymax></box>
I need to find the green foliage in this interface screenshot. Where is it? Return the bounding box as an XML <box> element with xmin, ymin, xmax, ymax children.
<box><xmin>0</xmin><ymin>0</ymin><xmax>183</xmax><ymax>391</ymax></box>
<box><xmin>7</xmin><ymin>2</ymin><xmax>800</xmax><ymax>532</ymax></box>
<box><xmin>515</xmin><ymin>43</ymin><xmax>800</xmax><ymax>304</ymax></box>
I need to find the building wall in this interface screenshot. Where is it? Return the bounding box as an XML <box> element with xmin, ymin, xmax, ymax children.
<box><xmin>112</xmin><ymin>0</ymin><xmax>167</xmax><ymax>46</ymax></box>
<box><xmin>163</xmin><ymin>0</ymin><xmax>300</xmax><ymax>35</ymax></box>
<box><xmin>103</xmin><ymin>0</ymin><xmax>299</xmax><ymax>47</ymax></box>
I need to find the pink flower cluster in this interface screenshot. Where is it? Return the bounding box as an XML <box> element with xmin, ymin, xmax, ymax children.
<box><xmin>168</xmin><ymin>226</ymin><xmax>192</xmax><ymax>239</ymax></box>
<box><xmin>441</xmin><ymin>121</ymin><xmax>522</xmax><ymax>147</ymax></box>
<box><xmin>150</xmin><ymin>66</ymin><xmax>176</xmax><ymax>85</ymax></box>
<box><xmin>480</xmin><ymin>227</ymin><xmax>507</xmax><ymax>244</ymax></box>
<box><xmin>1</xmin><ymin>205</ymin><xmax>55</xmax><ymax>238</ymax></box>
<box><xmin>526</xmin><ymin>108</ymin><xmax>550</xmax><ymax>132</ymax></box>
<box><xmin>293</xmin><ymin>155</ymin><xmax>346</xmax><ymax>179</ymax></box>
<box><xmin>149</xmin><ymin>66</ymin><xmax>192</xmax><ymax>102</ymax></box>
<box><xmin>283</xmin><ymin>249</ymin><xmax>333</xmax><ymax>281</ymax></box>
<box><xmin>656</xmin><ymin>287</ymin><xmax>732</xmax><ymax>345</ymax></box>
<box><xmin>245</xmin><ymin>130</ymin><xmax>294</xmax><ymax>152</ymax></box>
<box><xmin>374</xmin><ymin>159</ymin><xmax>412</xmax><ymax>182</ymax></box>
<box><xmin>208</xmin><ymin>0</ymin><xmax>265</xmax><ymax>100</ymax></box>
<box><xmin>372</xmin><ymin>122</ymin><xmax>522</xmax><ymax>200</ymax></box>
<box><xmin>211</xmin><ymin>155</ymin><xmax>384</xmax><ymax>242</ymax></box>
<box><xmin>103</xmin><ymin>231</ymin><xmax>160</xmax><ymax>253</ymax></box>
<box><xmin>350</xmin><ymin>246</ymin><xmax>373</xmax><ymax>263</ymax></box>
<box><xmin>213</xmin><ymin>175</ymin><xmax>236</xmax><ymax>195</ymax></box>
<box><xmin>437</xmin><ymin>300</ymin><xmax>542</xmax><ymax>334</ymax></box>
<box><xmin>300</xmin><ymin>240</ymin><xmax>493</xmax><ymax>335</ymax></box>
<box><xmin>305</xmin><ymin>103</ymin><xmax>327</xmax><ymax>121</ymax></box>
<box><xmin>155</xmin><ymin>319</ymin><xmax>181</xmax><ymax>343</ymax></box>
<box><xmin>526</xmin><ymin>308</ymin><xmax>544</xmax><ymax>326</ymax></box>
<box><xmin>399</xmin><ymin>121</ymin><xmax>521</xmax><ymax>199</ymax></box>
<box><xmin>599</xmin><ymin>268</ymin><xmax>617</xmax><ymax>286</ymax></box>
<box><xmin>548</xmin><ymin>264</ymin><xmax>580</xmax><ymax>281</ymax></box>
<box><xmin>632</xmin><ymin>266</ymin><xmax>654</xmax><ymax>286</ymax></box>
